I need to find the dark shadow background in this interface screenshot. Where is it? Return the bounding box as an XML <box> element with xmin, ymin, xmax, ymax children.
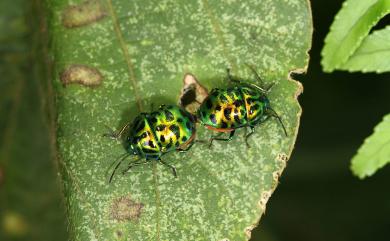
<box><xmin>252</xmin><ymin>1</ymin><xmax>390</xmax><ymax>241</ymax></box>
<box><xmin>1</xmin><ymin>0</ymin><xmax>389</xmax><ymax>240</ymax></box>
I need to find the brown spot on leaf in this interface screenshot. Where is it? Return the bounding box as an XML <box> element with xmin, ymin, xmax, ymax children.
<box><xmin>276</xmin><ymin>153</ymin><xmax>288</xmax><ymax>162</ymax></box>
<box><xmin>178</xmin><ymin>73</ymin><xmax>208</xmax><ymax>114</ymax></box>
<box><xmin>60</xmin><ymin>64</ymin><xmax>103</xmax><ymax>87</ymax></box>
<box><xmin>115</xmin><ymin>230</ymin><xmax>123</xmax><ymax>239</ymax></box>
<box><xmin>244</xmin><ymin>225</ymin><xmax>255</xmax><ymax>240</ymax></box>
<box><xmin>110</xmin><ymin>196</ymin><xmax>144</xmax><ymax>222</ymax></box>
<box><xmin>62</xmin><ymin>0</ymin><xmax>107</xmax><ymax>28</ymax></box>
<box><xmin>258</xmin><ymin>190</ymin><xmax>272</xmax><ymax>212</ymax></box>
<box><xmin>273</xmin><ymin>170</ymin><xmax>282</xmax><ymax>183</ymax></box>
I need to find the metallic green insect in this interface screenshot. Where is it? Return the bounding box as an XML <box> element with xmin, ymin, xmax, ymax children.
<box><xmin>197</xmin><ymin>66</ymin><xmax>287</xmax><ymax>147</ymax></box>
<box><xmin>107</xmin><ymin>104</ymin><xmax>196</xmax><ymax>182</ymax></box>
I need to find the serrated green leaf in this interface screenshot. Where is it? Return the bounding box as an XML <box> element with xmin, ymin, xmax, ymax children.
<box><xmin>340</xmin><ymin>27</ymin><xmax>390</xmax><ymax>73</ymax></box>
<box><xmin>47</xmin><ymin>0</ymin><xmax>312</xmax><ymax>240</ymax></box>
<box><xmin>351</xmin><ymin>114</ymin><xmax>390</xmax><ymax>179</ymax></box>
<box><xmin>321</xmin><ymin>0</ymin><xmax>390</xmax><ymax>72</ymax></box>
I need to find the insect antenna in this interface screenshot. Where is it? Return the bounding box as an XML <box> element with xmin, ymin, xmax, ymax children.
<box><xmin>226</xmin><ymin>68</ymin><xmax>241</xmax><ymax>84</ymax></box>
<box><xmin>265</xmin><ymin>83</ymin><xmax>275</xmax><ymax>93</ymax></box>
<box><xmin>245</xmin><ymin>63</ymin><xmax>266</xmax><ymax>87</ymax></box>
<box><xmin>103</xmin><ymin>123</ymin><xmax>130</xmax><ymax>140</ymax></box>
<box><xmin>108</xmin><ymin>153</ymin><xmax>131</xmax><ymax>183</ymax></box>
<box><xmin>268</xmin><ymin>107</ymin><xmax>288</xmax><ymax>137</ymax></box>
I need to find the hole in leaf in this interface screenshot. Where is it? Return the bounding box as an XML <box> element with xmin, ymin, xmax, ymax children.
<box><xmin>178</xmin><ymin>73</ymin><xmax>208</xmax><ymax>114</ymax></box>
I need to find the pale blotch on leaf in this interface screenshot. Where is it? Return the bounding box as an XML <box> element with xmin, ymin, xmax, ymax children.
<box><xmin>110</xmin><ymin>196</ymin><xmax>144</xmax><ymax>222</ymax></box>
<box><xmin>275</xmin><ymin>153</ymin><xmax>288</xmax><ymax>180</ymax></box>
<box><xmin>273</xmin><ymin>170</ymin><xmax>282</xmax><ymax>182</ymax></box>
<box><xmin>60</xmin><ymin>64</ymin><xmax>103</xmax><ymax>87</ymax></box>
<box><xmin>276</xmin><ymin>153</ymin><xmax>288</xmax><ymax>162</ymax></box>
<box><xmin>245</xmin><ymin>225</ymin><xmax>255</xmax><ymax>240</ymax></box>
<box><xmin>62</xmin><ymin>0</ymin><xmax>107</xmax><ymax>28</ymax></box>
<box><xmin>259</xmin><ymin>190</ymin><xmax>273</xmax><ymax>212</ymax></box>
<box><xmin>178</xmin><ymin>73</ymin><xmax>209</xmax><ymax>114</ymax></box>
<box><xmin>140</xmin><ymin>39</ymin><xmax>154</xmax><ymax>46</ymax></box>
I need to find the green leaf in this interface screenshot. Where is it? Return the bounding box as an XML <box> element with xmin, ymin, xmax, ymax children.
<box><xmin>321</xmin><ymin>0</ymin><xmax>390</xmax><ymax>73</ymax></box>
<box><xmin>46</xmin><ymin>0</ymin><xmax>312</xmax><ymax>240</ymax></box>
<box><xmin>340</xmin><ymin>27</ymin><xmax>390</xmax><ymax>73</ymax></box>
<box><xmin>351</xmin><ymin>114</ymin><xmax>390</xmax><ymax>179</ymax></box>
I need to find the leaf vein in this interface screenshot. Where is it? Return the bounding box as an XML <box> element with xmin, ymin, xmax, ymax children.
<box><xmin>106</xmin><ymin>0</ymin><xmax>143</xmax><ymax>111</ymax></box>
<box><xmin>201</xmin><ymin>0</ymin><xmax>236</xmax><ymax>70</ymax></box>
<box><xmin>58</xmin><ymin>159</ymin><xmax>101</xmax><ymax>240</ymax></box>
<box><xmin>152</xmin><ymin>163</ymin><xmax>161</xmax><ymax>241</ymax></box>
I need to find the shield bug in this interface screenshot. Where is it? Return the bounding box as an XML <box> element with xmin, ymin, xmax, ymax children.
<box><xmin>106</xmin><ymin>104</ymin><xmax>196</xmax><ymax>182</ymax></box>
<box><xmin>197</xmin><ymin>65</ymin><xmax>287</xmax><ymax>147</ymax></box>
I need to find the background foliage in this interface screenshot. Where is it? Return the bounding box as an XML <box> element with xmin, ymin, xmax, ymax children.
<box><xmin>321</xmin><ymin>0</ymin><xmax>390</xmax><ymax>73</ymax></box>
<box><xmin>0</xmin><ymin>0</ymin><xmax>67</xmax><ymax>240</ymax></box>
<box><xmin>321</xmin><ymin>0</ymin><xmax>390</xmax><ymax>179</ymax></box>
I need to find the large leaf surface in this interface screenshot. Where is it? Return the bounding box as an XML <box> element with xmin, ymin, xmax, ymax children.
<box><xmin>47</xmin><ymin>0</ymin><xmax>312</xmax><ymax>240</ymax></box>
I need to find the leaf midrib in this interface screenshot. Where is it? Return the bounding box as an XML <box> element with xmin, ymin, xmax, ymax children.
<box><xmin>351</xmin><ymin>48</ymin><xmax>390</xmax><ymax>57</ymax></box>
<box><xmin>201</xmin><ymin>0</ymin><xmax>236</xmax><ymax>71</ymax></box>
<box><xmin>105</xmin><ymin>0</ymin><xmax>162</xmax><ymax>238</ymax></box>
<box><xmin>106</xmin><ymin>0</ymin><xmax>143</xmax><ymax>111</ymax></box>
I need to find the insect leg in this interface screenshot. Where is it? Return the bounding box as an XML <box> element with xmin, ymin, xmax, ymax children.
<box><xmin>245</xmin><ymin>63</ymin><xmax>276</xmax><ymax>93</ymax></box>
<box><xmin>209</xmin><ymin>130</ymin><xmax>236</xmax><ymax>148</ymax></box>
<box><xmin>265</xmin><ymin>82</ymin><xmax>275</xmax><ymax>92</ymax></box>
<box><xmin>158</xmin><ymin>159</ymin><xmax>177</xmax><ymax>178</ymax></box>
<box><xmin>179</xmin><ymin>138</ymin><xmax>208</xmax><ymax>151</ymax></box>
<box><xmin>109</xmin><ymin>153</ymin><xmax>131</xmax><ymax>183</ymax></box>
<box><xmin>226</xmin><ymin>68</ymin><xmax>241</xmax><ymax>84</ymax></box>
<box><xmin>244</xmin><ymin>126</ymin><xmax>256</xmax><ymax>148</ymax></box>
<box><xmin>177</xmin><ymin>141</ymin><xmax>195</xmax><ymax>153</ymax></box>
<box><xmin>245</xmin><ymin>64</ymin><xmax>265</xmax><ymax>86</ymax></box>
<box><xmin>267</xmin><ymin>108</ymin><xmax>288</xmax><ymax>136</ymax></box>
<box><xmin>121</xmin><ymin>159</ymin><xmax>150</xmax><ymax>175</ymax></box>
<box><xmin>103</xmin><ymin>123</ymin><xmax>130</xmax><ymax>140</ymax></box>
<box><xmin>207</xmin><ymin>132</ymin><xmax>223</xmax><ymax>148</ymax></box>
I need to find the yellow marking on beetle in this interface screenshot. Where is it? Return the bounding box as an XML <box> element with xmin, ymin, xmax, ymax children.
<box><xmin>243</xmin><ymin>92</ymin><xmax>259</xmax><ymax>121</ymax></box>
<box><xmin>220</xmin><ymin>103</ymin><xmax>240</xmax><ymax>126</ymax></box>
<box><xmin>158</xmin><ymin>126</ymin><xmax>177</xmax><ymax>144</ymax></box>
<box><xmin>137</xmin><ymin>123</ymin><xmax>159</xmax><ymax>152</ymax></box>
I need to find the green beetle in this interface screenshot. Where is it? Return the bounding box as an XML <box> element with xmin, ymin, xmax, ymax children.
<box><xmin>107</xmin><ymin>104</ymin><xmax>196</xmax><ymax>182</ymax></box>
<box><xmin>197</xmin><ymin>66</ymin><xmax>287</xmax><ymax>147</ymax></box>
